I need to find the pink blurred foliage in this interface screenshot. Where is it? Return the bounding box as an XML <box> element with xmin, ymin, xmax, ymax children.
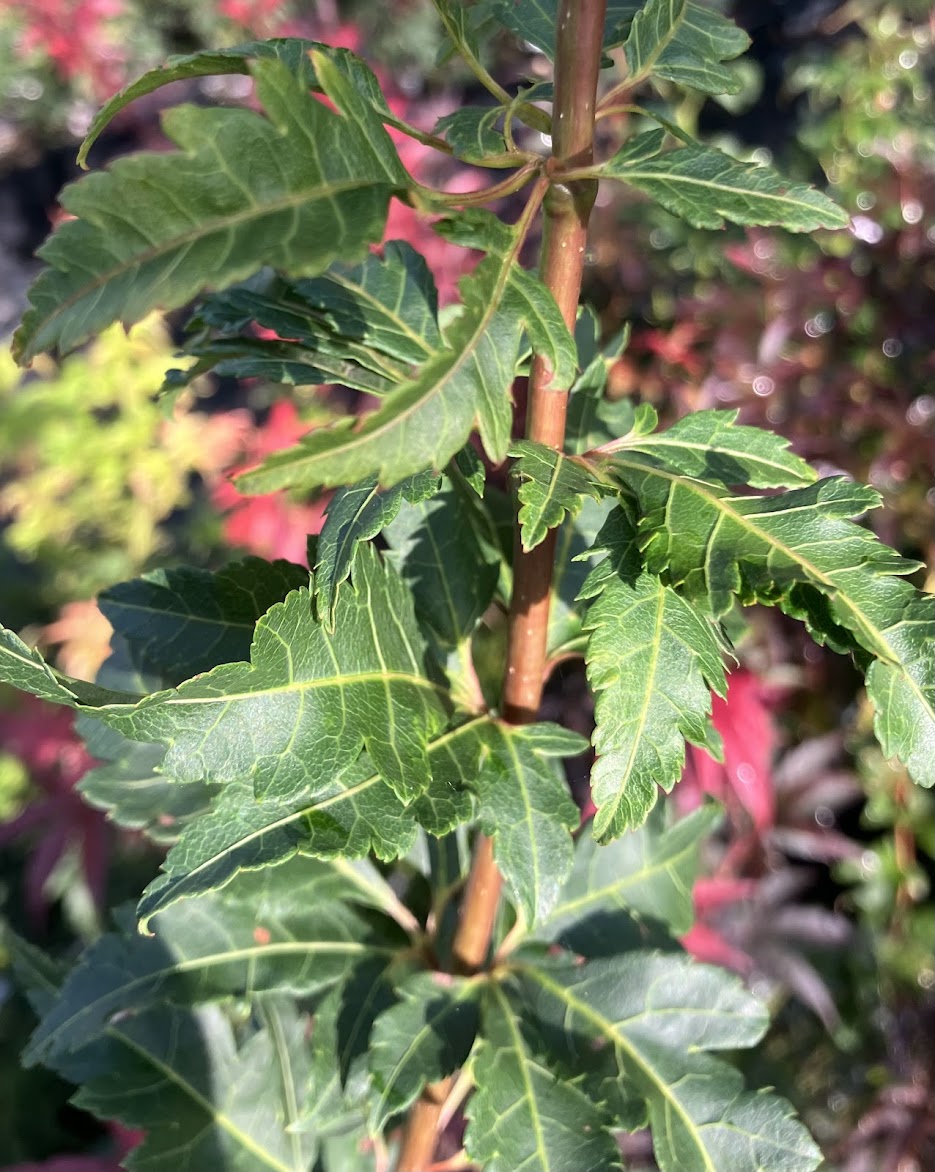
<box><xmin>9</xmin><ymin>0</ymin><xmax>126</xmax><ymax>98</ymax></box>
<box><xmin>2</xmin><ymin>1123</ymin><xmax>142</xmax><ymax>1172</ymax></box>
<box><xmin>679</xmin><ymin>668</ymin><xmax>780</xmax><ymax>833</ymax></box>
<box><xmin>0</xmin><ymin>696</ymin><xmax>106</xmax><ymax>928</ymax></box>
<box><xmin>213</xmin><ymin>400</ymin><xmax>326</xmax><ymax>564</ymax></box>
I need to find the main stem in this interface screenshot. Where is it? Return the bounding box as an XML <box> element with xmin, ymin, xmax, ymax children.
<box><xmin>397</xmin><ymin>2</ymin><xmax>607</xmax><ymax>1168</ymax></box>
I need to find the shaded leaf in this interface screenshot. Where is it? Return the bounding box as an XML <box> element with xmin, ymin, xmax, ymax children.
<box><xmin>623</xmin><ymin>0</ymin><xmax>750</xmax><ymax>94</ymax></box>
<box><xmin>315</xmin><ymin>470</ymin><xmax>440</xmax><ymax>629</ymax></box>
<box><xmin>539</xmin><ymin>805</ymin><xmax>719</xmax><ymax>944</ymax></box>
<box><xmin>14</xmin><ymin>52</ymin><xmax>406</xmax><ymax>363</ymax></box>
<box><xmin>383</xmin><ymin>478</ymin><xmax>500</xmax><ymax>648</ymax></box>
<box><xmin>368</xmin><ymin>971</ymin><xmax>481</xmax><ymax>1130</ymax></box>
<box><xmin>24</xmin><ymin>856</ymin><xmax>399</xmax><ymax>1065</ymax></box>
<box><xmin>600</xmin><ymin>143</ymin><xmax>849</xmax><ymax>231</ymax></box>
<box><xmin>98</xmin><ymin>557</ymin><xmax>309</xmax><ymax>684</ymax></box>
<box><xmin>465</xmin><ymin>981</ymin><xmax>620</xmax><ymax>1172</ymax></box>
<box><xmin>435</xmin><ymin>106</ymin><xmax>508</xmax><ymax>162</ymax></box>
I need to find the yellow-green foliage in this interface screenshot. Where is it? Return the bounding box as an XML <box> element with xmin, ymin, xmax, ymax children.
<box><xmin>0</xmin><ymin>316</ymin><xmax>239</xmax><ymax>600</ymax></box>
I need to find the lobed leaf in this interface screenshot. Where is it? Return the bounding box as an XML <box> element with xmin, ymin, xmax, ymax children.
<box><xmin>24</xmin><ymin>856</ymin><xmax>400</xmax><ymax>1066</ymax></box>
<box><xmin>136</xmin><ymin>717</ymin><xmax>488</xmax><ymax>923</ymax></box>
<box><xmin>608</xmin><ymin>458</ymin><xmax>935</xmax><ymax>789</ymax></box>
<box><xmin>509</xmin><ymin>440</ymin><xmax>608</xmax><ymax>552</ymax></box>
<box><xmin>465</xmin><ymin>981</ymin><xmax>620</xmax><ymax>1172</ymax></box>
<box><xmin>14</xmin><ymin>51</ymin><xmax>406</xmax><ymax>364</ymax></box>
<box><xmin>539</xmin><ymin>804</ymin><xmax>719</xmax><ymax>944</ymax></box>
<box><xmin>600</xmin><ymin>142</ymin><xmax>849</xmax><ymax>232</ymax></box>
<box><xmin>516</xmin><ymin>954</ymin><xmax>822</xmax><ymax>1172</ymax></box>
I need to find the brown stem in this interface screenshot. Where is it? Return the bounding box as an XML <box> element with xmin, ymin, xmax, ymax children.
<box><xmin>396</xmin><ymin>1078</ymin><xmax>454</xmax><ymax>1172</ymax></box>
<box><xmin>399</xmin><ymin>2</ymin><xmax>607</xmax><ymax>1166</ymax></box>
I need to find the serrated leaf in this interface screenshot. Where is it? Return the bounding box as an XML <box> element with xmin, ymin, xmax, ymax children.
<box><xmin>489</xmin><ymin>0</ymin><xmax>642</xmax><ymax>56</ymax></box>
<box><xmin>434</xmin><ymin>210</ymin><xmax>578</xmax><ymax>390</ymax></box>
<box><xmin>136</xmin><ymin>718</ymin><xmax>487</xmax><ymax>923</ymax></box>
<box><xmin>14</xmin><ymin>51</ymin><xmax>406</xmax><ymax>363</ymax></box>
<box><xmin>598</xmin><ymin>406</ymin><xmax>816</xmax><ymax>487</ymax></box>
<box><xmin>237</xmin><ymin>244</ymin><xmax>525</xmax><ymax>493</ymax></box>
<box><xmin>547</xmin><ymin>495</ymin><xmax>616</xmax><ymax>657</ymax></box>
<box><xmin>315</xmin><ymin>471</ymin><xmax>440</xmax><ymax>629</ymax></box>
<box><xmin>435</xmin><ymin>105</ymin><xmax>508</xmax><ymax>162</ymax></box>
<box><xmin>465</xmin><ymin>981</ymin><xmax>620</xmax><ymax>1172</ymax></box>
<box><xmin>472</xmin><ymin>723</ymin><xmax>584</xmax><ymax>925</ymax></box>
<box><xmin>509</xmin><ymin>440</ymin><xmax>607</xmax><ymax>552</ymax></box>
<box><xmin>608</xmin><ymin>458</ymin><xmax>935</xmax><ymax>789</ymax></box>
<box><xmin>368</xmin><ymin>971</ymin><xmax>481</xmax><ymax>1130</ymax></box>
<box><xmin>99</xmin><ymin>557</ymin><xmax>309</xmax><ymax>684</ymax></box>
<box><xmin>583</xmin><ymin>539</ymin><xmax>728</xmax><ymax>836</ymax></box>
<box><xmin>539</xmin><ymin>805</ymin><xmax>718</xmax><ymax>945</ymax></box>
<box><xmin>600</xmin><ymin>142</ymin><xmax>849</xmax><ymax>231</ymax></box>
<box><xmin>0</xmin><ymin>546</ymin><xmax>448</xmax><ymax>805</ymax></box>
<box><xmin>78</xmin><ymin>39</ymin><xmax>393</xmax><ymax>166</ymax></box>
<box><xmin>24</xmin><ymin>857</ymin><xmax>399</xmax><ymax>1066</ymax></box>
<box><xmin>517</xmin><ymin>954</ymin><xmax>822</xmax><ymax>1172</ymax></box>
<box><xmin>76</xmin><ymin>718</ymin><xmax>212</xmax><ymax>844</ymax></box>
<box><xmin>623</xmin><ymin>0</ymin><xmax>751</xmax><ymax>95</ymax></box>
<box><xmin>383</xmin><ymin>478</ymin><xmax>500</xmax><ymax>648</ymax></box>
<box><xmin>67</xmin><ymin>1002</ymin><xmax>318</xmax><ymax>1172</ymax></box>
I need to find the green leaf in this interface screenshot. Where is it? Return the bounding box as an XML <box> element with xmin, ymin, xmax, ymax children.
<box><xmin>581</xmin><ymin>496</ymin><xmax>728</xmax><ymax>836</ymax></box>
<box><xmin>136</xmin><ymin>718</ymin><xmax>487</xmax><ymax>923</ymax></box>
<box><xmin>25</xmin><ymin>857</ymin><xmax>399</xmax><ymax>1066</ymax></box>
<box><xmin>78</xmin><ymin>39</ymin><xmax>394</xmax><ymax>165</ymax></box>
<box><xmin>237</xmin><ymin>247</ymin><xmax>522</xmax><ymax>493</ymax></box>
<box><xmin>509</xmin><ymin>440</ymin><xmax>607</xmax><ymax>552</ymax></box>
<box><xmin>465</xmin><ymin>981</ymin><xmax>620</xmax><ymax>1172</ymax></box>
<box><xmin>435</xmin><ymin>106</ymin><xmax>508</xmax><ymax>162</ymax></box>
<box><xmin>76</xmin><ymin>718</ymin><xmax>212</xmax><ymax>844</ymax></box>
<box><xmin>547</xmin><ymin>495</ymin><xmax>615</xmax><ymax>657</ymax></box>
<box><xmin>66</xmin><ymin>1001</ymin><xmax>319</xmax><ymax>1172</ymax></box>
<box><xmin>539</xmin><ymin>805</ymin><xmax>718</xmax><ymax>944</ymax></box>
<box><xmin>434</xmin><ymin>210</ymin><xmax>578</xmax><ymax>390</ymax></box>
<box><xmin>472</xmin><ymin>723</ymin><xmax>584</xmax><ymax>925</ymax></box>
<box><xmin>0</xmin><ymin>545</ymin><xmax>448</xmax><ymax>805</ymax></box>
<box><xmin>99</xmin><ymin>557</ymin><xmax>309</xmax><ymax>684</ymax></box>
<box><xmin>315</xmin><ymin>471</ymin><xmax>441</xmax><ymax>630</ymax></box>
<box><xmin>368</xmin><ymin>971</ymin><xmax>481</xmax><ymax>1130</ymax></box>
<box><xmin>383</xmin><ymin>478</ymin><xmax>500</xmax><ymax>648</ymax></box>
<box><xmin>599</xmin><ymin>406</ymin><xmax>816</xmax><ymax>487</ymax></box>
<box><xmin>623</xmin><ymin>0</ymin><xmax>751</xmax><ymax>94</ymax></box>
<box><xmin>599</xmin><ymin>143</ymin><xmax>849</xmax><ymax>231</ymax></box>
<box><xmin>565</xmin><ymin>320</ymin><xmax>633</xmax><ymax>457</ymax></box>
<box><xmin>489</xmin><ymin>0</ymin><xmax>642</xmax><ymax>57</ymax></box>
<box><xmin>609</xmin><ymin>458</ymin><xmax>935</xmax><ymax>789</ymax></box>
<box><xmin>517</xmin><ymin>954</ymin><xmax>822</xmax><ymax>1172</ymax></box>
<box><xmin>14</xmin><ymin>51</ymin><xmax>406</xmax><ymax>364</ymax></box>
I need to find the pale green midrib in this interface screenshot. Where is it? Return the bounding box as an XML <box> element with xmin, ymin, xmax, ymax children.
<box><xmin>328</xmin><ymin>271</ymin><xmax>437</xmax><ymax>358</ymax></box>
<box><xmin>628</xmin><ymin>0</ymin><xmax>687</xmax><ymax>84</ymax></box>
<box><xmin>260</xmin><ymin>1001</ymin><xmax>304</xmax><ymax>1172</ymax></box>
<box><xmin>614</xmin><ymin>437</ymin><xmax>815</xmax><ymax>483</ymax></box>
<box><xmin>106</xmin><ymin>1022</ymin><xmax>294</xmax><ymax>1172</ymax></box>
<box><xmin>502</xmin><ymin>732</ymin><xmax>542</xmax><ymax>919</ymax></box>
<box><xmin>609</xmin><ymin>163</ymin><xmax>835</xmax><ymax>212</ymax></box>
<box><xmin>98</xmin><ymin>600</ymin><xmax>258</xmax><ymax>631</ymax></box>
<box><xmin>141</xmin><ymin>716</ymin><xmax>490</xmax><ymax>913</ymax></box>
<box><xmin>544</xmin><ymin>843</ymin><xmax>696</xmax><ymax>926</ymax></box>
<box><xmin>259</xmin><ymin>230</ymin><xmax>526</xmax><ymax>468</ymax></box>
<box><xmin>593</xmin><ymin>582</ymin><xmax>666</xmax><ymax>815</ymax></box>
<box><xmin>34</xmin><ymin>939</ymin><xmax>383</xmax><ymax>1060</ymax></box>
<box><xmin>494</xmin><ymin>983</ymin><xmax>551</xmax><ymax>1170</ymax></box>
<box><xmin>611</xmin><ymin>455</ymin><xmax>933</xmax><ymax>721</ymax></box>
<box><xmin>525</xmin><ymin>967</ymin><xmax>717</xmax><ymax>1171</ymax></box>
<box><xmin>28</xmin><ymin>175</ymin><xmax>395</xmax><ymax>349</ymax></box>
